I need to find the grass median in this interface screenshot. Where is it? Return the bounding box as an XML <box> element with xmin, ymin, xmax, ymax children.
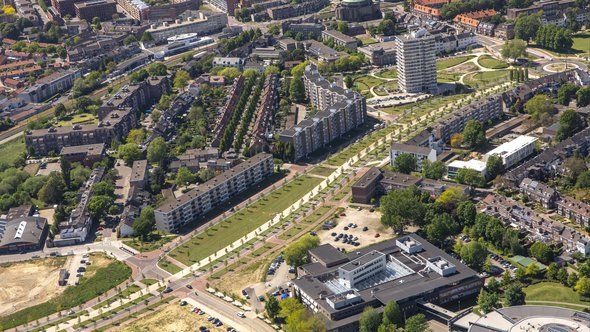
<box><xmin>168</xmin><ymin>175</ymin><xmax>323</xmax><ymax>266</ymax></box>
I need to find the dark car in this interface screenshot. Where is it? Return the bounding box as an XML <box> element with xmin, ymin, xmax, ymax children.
<box><xmin>163</xmin><ymin>287</ymin><xmax>173</xmax><ymax>293</ymax></box>
<box><xmin>186</xmin><ymin>284</ymin><xmax>193</xmax><ymax>289</ymax></box>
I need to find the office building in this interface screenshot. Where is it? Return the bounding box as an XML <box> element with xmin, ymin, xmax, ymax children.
<box><xmin>281</xmin><ymin>22</ymin><xmax>325</xmax><ymax>39</ymax></box>
<box><xmin>484</xmin><ymin>135</ymin><xmax>537</xmax><ymax>169</ymax></box>
<box><xmin>507</xmin><ymin>0</ymin><xmax>575</xmax><ymax>21</ymax></box>
<box><xmin>154</xmin><ymin>153</ymin><xmax>273</xmax><ymax>232</ymax></box>
<box><xmin>322</xmin><ymin>30</ymin><xmax>358</xmax><ymax>51</ymax></box>
<box><xmin>396</xmin><ymin>29</ymin><xmax>437</xmax><ymax>94</ymax></box>
<box><xmin>389</xmin><ymin>143</ymin><xmax>436</xmax><ymax>171</ymax></box>
<box><xmin>447</xmin><ymin>159</ymin><xmax>487</xmax><ymax>178</ymax></box>
<box><xmin>145</xmin><ymin>11</ymin><xmax>228</xmax><ymax>44</ymax></box>
<box><xmin>147</xmin><ymin>0</ymin><xmax>201</xmax><ymax>20</ymax></box>
<box><xmin>279</xmin><ymin>64</ymin><xmax>366</xmax><ymax>161</ymax></box>
<box><xmin>74</xmin><ymin>0</ymin><xmax>117</xmax><ymax>21</ymax></box>
<box><xmin>334</xmin><ymin>0</ymin><xmax>380</xmax><ymax>22</ymax></box>
<box><xmin>293</xmin><ymin>234</ymin><xmax>482</xmax><ymax>332</ymax></box>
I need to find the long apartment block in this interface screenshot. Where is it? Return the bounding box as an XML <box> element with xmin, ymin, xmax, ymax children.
<box><xmin>279</xmin><ymin>64</ymin><xmax>366</xmax><ymax>161</ymax></box>
<box><xmin>154</xmin><ymin>153</ymin><xmax>274</xmax><ymax>232</ymax></box>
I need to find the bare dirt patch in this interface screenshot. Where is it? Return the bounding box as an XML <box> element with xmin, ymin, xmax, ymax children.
<box><xmin>119</xmin><ymin>303</ymin><xmax>225</xmax><ymax>332</ymax></box>
<box><xmin>318</xmin><ymin>206</ymin><xmax>395</xmax><ymax>249</ymax></box>
<box><xmin>0</xmin><ymin>256</ymin><xmax>68</xmax><ymax>316</ymax></box>
<box><xmin>212</xmin><ymin>256</ymin><xmax>273</xmax><ymax>297</ymax></box>
<box><xmin>39</xmin><ymin>208</ymin><xmax>55</xmax><ymax>225</ymax></box>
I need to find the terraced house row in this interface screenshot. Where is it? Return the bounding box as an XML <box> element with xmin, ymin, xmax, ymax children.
<box><xmin>279</xmin><ymin>64</ymin><xmax>366</xmax><ymax>161</ymax></box>
<box><xmin>154</xmin><ymin>153</ymin><xmax>274</xmax><ymax>232</ymax></box>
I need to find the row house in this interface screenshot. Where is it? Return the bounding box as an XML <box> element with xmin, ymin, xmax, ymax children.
<box><xmin>557</xmin><ymin>196</ymin><xmax>590</xmax><ymax>227</ymax></box>
<box><xmin>211</xmin><ymin>76</ymin><xmax>245</xmax><ymax>147</ymax></box>
<box><xmin>250</xmin><ymin>74</ymin><xmax>279</xmax><ymax>154</ymax></box>
<box><xmin>154</xmin><ymin>153</ymin><xmax>274</xmax><ymax>232</ymax></box>
<box><xmin>519</xmin><ymin>177</ymin><xmax>559</xmax><ymax>209</ymax></box>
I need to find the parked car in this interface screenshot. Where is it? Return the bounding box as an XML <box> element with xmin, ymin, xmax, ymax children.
<box><xmin>236</xmin><ymin>312</ymin><xmax>245</xmax><ymax>318</ymax></box>
<box><xmin>163</xmin><ymin>287</ymin><xmax>173</xmax><ymax>293</ymax></box>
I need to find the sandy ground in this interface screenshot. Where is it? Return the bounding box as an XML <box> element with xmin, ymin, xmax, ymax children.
<box><xmin>0</xmin><ymin>256</ymin><xmax>69</xmax><ymax>316</ymax></box>
<box><xmin>318</xmin><ymin>206</ymin><xmax>395</xmax><ymax>250</ymax></box>
<box><xmin>120</xmin><ymin>303</ymin><xmax>225</xmax><ymax>332</ymax></box>
<box><xmin>39</xmin><ymin>208</ymin><xmax>55</xmax><ymax>225</ymax></box>
<box><xmin>36</xmin><ymin>162</ymin><xmax>61</xmax><ymax>176</ymax></box>
<box><xmin>115</xmin><ymin>159</ymin><xmax>132</xmax><ymax>205</ymax></box>
<box><xmin>212</xmin><ymin>256</ymin><xmax>274</xmax><ymax>299</ymax></box>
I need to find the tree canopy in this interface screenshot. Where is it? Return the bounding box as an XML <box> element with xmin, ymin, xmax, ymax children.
<box><xmin>462</xmin><ymin>120</ymin><xmax>486</xmax><ymax>149</ymax></box>
<box><xmin>380</xmin><ymin>186</ymin><xmax>426</xmax><ymax>234</ymax></box>
<box><xmin>284</xmin><ymin>235</ymin><xmax>320</xmax><ymax>267</ymax></box>
<box><xmin>557</xmin><ymin>109</ymin><xmax>583</xmax><ymax>141</ymax></box>
<box><xmin>392</xmin><ymin>153</ymin><xmax>417</xmax><ymax>174</ymax></box>
<box><xmin>486</xmin><ymin>154</ymin><xmax>504</xmax><ymax>180</ymax></box>
<box><xmin>501</xmin><ymin>39</ymin><xmax>527</xmax><ymax>62</ymax></box>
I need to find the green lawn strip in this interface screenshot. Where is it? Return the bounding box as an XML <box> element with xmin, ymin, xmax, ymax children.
<box><xmin>375</xmin><ymin>69</ymin><xmax>397</xmax><ymax>79</ymax></box>
<box><xmin>122</xmin><ymin>233</ymin><xmax>177</xmax><ymax>252</ymax></box>
<box><xmin>199</xmin><ymin>238</ymin><xmax>257</xmax><ymax>273</ymax></box>
<box><xmin>477</xmin><ymin>55</ymin><xmax>508</xmax><ymax>69</ymax></box>
<box><xmin>92</xmin><ymin>284</ymin><xmax>142</xmax><ymax>309</ymax></box>
<box><xmin>436</xmin><ymin>55</ymin><xmax>475</xmax><ymax>70</ymax></box>
<box><xmin>55</xmin><ymin>113</ymin><xmax>98</xmax><ymax>127</ymax></box>
<box><xmin>29</xmin><ymin>310</ymin><xmax>88</xmax><ymax>332</ymax></box>
<box><xmin>169</xmin><ymin>176</ymin><xmax>322</xmax><ymax>266</ymax></box>
<box><xmin>0</xmin><ymin>256</ymin><xmax>130</xmax><ymax>330</ymax></box>
<box><xmin>464</xmin><ymin>70</ymin><xmax>510</xmax><ymax>88</ymax></box>
<box><xmin>524</xmin><ymin>282</ymin><xmax>590</xmax><ymax>306</ymax></box>
<box><xmin>139</xmin><ymin>279</ymin><xmax>159</xmax><ymax>286</ymax></box>
<box><xmin>249</xmin><ymin>242</ymin><xmax>279</xmax><ymax>258</ymax></box>
<box><xmin>0</xmin><ymin>136</ymin><xmax>25</xmax><ymax>167</ymax></box>
<box><xmin>278</xmin><ymin>205</ymin><xmax>333</xmax><ymax>240</ymax></box>
<box><xmin>572</xmin><ymin>32</ymin><xmax>590</xmax><ymax>54</ymax></box>
<box><xmin>158</xmin><ymin>258</ymin><xmax>183</xmax><ymax>274</ymax></box>
<box><xmin>309</xmin><ymin>166</ymin><xmax>336</xmax><ymax>177</ymax></box>
<box><xmin>93</xmin><ymin>297</ymin><xmax>175</xmax><ymax>332</ymax></box>
<box><xmin>74</xmin><ymin>294</ymin><xmax>153</xmax><ymax>329</ymax></box>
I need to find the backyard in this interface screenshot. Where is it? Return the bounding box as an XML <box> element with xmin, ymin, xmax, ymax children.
<box><xmin>168</xmin><ymin>176</ymin><xmax>323</xmax><ymax>266</ymax></box>
<box><xmin>55</xmin><ymin>113</ymin><xmax>98</xmax><ymax>127</ymax></box>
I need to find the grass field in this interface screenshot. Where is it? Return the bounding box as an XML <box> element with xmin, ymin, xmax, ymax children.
<box><xmin>354</xmin><ymin>75</ymin><xmax>385</xmax><ymax>91</ymax></box>
<box><xmin>55</xmin><ymin>113</ymin><xmax>98</xmax><ymax>127</ymax></box>
<box><xmin>0</xmin><ymin>254</ymin><xmax>131</xmax><ymax>330</ymax></box>
<box><xmin>375</xmin><ymin>69</ymin><xmax>397</xmax><ymax>79</ymax></box>
<box><xmin>0</xmin><ymin>137</ymin><xmax>25</xmax><ymax>167</ymax></box>
<box><xmin>436</xmin><ymin>55</ymin><xmax>475</xmax><ymax>70</ymax></box>
<box><xmin>278</xmin><ymin>205</ymin><xmax>333</xmax><ymax>240</ymax></box>
<box><xmin>358</xmin><ymin>37</ymin><xmax>377</xmax><ymax>45</ymax></box>
<box><xmin>477</xmin><ymin>55</ymin><xmax>509</xmax><ymax>69</ymax></box>
<box><xmin>524</xmin><ymin>282</ymin><xmax>590</xmax><ymax>306</ymax></box>
<box><xmin>169</xmin><ymin>176</ymin><xmax>323</xmax><ymax>266</ymax></box>
<box><xmin>93</xmin><ymin>284</ymin><xmax>141</xmax><ymax>309</ymax></box>
<box><xmin>123</xmin><ymin>233</ymin><xmax>177</xmax><ymax>252</ymax></box>
<box><xmin>572</xmin><ymin>32</ymin><xmax>590</xmax><ymax>54</ymax></box>
<box><xmin>158</xmin><ymin>258</ymin><xmax>183</xmax><ymax>275</ymax></box>
<box><xmin>309</xmin><ymin>166</ymin><xmax>336</xmax><ymax>177</ymax></box>
<box><xmin>464</xmin><ymin>70</ymin><xmax>510</xmax><ymax>88</ymax></box>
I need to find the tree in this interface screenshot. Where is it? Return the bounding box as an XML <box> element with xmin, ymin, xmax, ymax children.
<box><xmin>173</xmin><ymin>70</ymin><xmax>190</xmax><ymax>90</ymax></box>
<box><xmin>456</xmin><ymin>201</ymin><xmax>476</xmax><ymax>227</ymax></box>
<box><xmin>91</xmin><ymin>181</ymin><xmax>114</xmax><ymax>197</ymax></box>
<box><xmin>279</xmin><ymin>298</ymin><xmax>305</xmax><ymax>318</ymax></box>
<box><xmin>557</xmin><ymin>83</ymin><xmax>580</xmax><ymax>105</ymax></box>
<box><xmin>359</xmin><ymin>307</ymin><xmax>381</xmax><ymax>332</ymax></box>
<box><xmin>486</xmin><ymin>154</ymin><xmax>504</xmax><ymax>180</ymax></box>
<box><xmin>289</xmin><ymin>75</ymin><xmax>305</xmax><ymax>102</ymax></box>
<box><xmin>515</xmin><ymin>13</ymin><xmax>541</xmax><ymax>42</ymax></box>
<box><xmin>147</xmin><ymin>62</ymin><xmax>168</xmax><ymax>76</ymax></box>
<box><xmin>126</xmin><ymin>129</ymin><xmax>146</xmax><ymax>144</ymax></box>
<box><xmin>140</xmin><ymin>31</ymin><xmax>153</xmax><ymax>42</ymax></box>
<box><xmin>404</xmin><ymin>313</ymin><xmax>429</xmax><ymax>332</ymax></box>
<box><xmin>501</xmin><ymin>39</ymin><xmax>527</xmax><ymax>62</ymax></box>
<box><xmin>38</xmin><ymin>172</ymin><xmax>66</xmax><ymax>204</ymax></box>
<box><xmin>577</xmin><ymin>87</ymin><xmax>590</xmax><ymax>107</ymax></box>
<box><xmin>576</xmin><ymin>170</ymin><xmax>590</xmax><ymax>188</ymax></box>
<box><xmin>455</xmin><ymin>168</ymin><xmax>486</xmax><ymax>187</ymax></box>
<box><xmin>344</xmin><ymin>75</ymin><xmax>353</xmax><ymax>89</ymax></box>
<box><xmin>382</xmin><ymin>301</ymin><xmax>402</xmax><ymax>326</ymax></box>
<box><xmin>377</xmin><ymin>19</ymin><xmax>397</xmax><ymax>36</ymax></box>
<box><xmin>54</xmin><ymin>103</ymin><xmax>67</xmax><ymax>118</ymax></box>
<box><xmin>265</xmin><ymin>295</ymin><xmax>280</xmax><ymax>322</ymax></box>
<box><xmin>462</xmin><ymin>120</ymin><xmax>486</xmax><ymax>149</ymax></box>
<box><xmin>436</xmin><ymin>187</ymin><xmax>468</xmax><ymax>211</ymax></box>
<box><xmin>426</xmin><ymin>213</ymin><xmax>451</xmax><ymax>247</ymax></box>
<box><xmin>118</xmin><ymin>143</ymin><xmax>143</xmax><ymax>165</ymax></box>
<box><xmin>132</xmin><ymin>207</ymin><xmax>155</xmax><ymax>240</ymax></box>
<box><xmin>557</xmin><ymin>109</ymin><xmax>583</xmax><ymax>141</ymax></box>
<box><xmin>477</xmin><ymin>289</ymin><xmax>499</xmax><ymax>313</ymax></box>
<box><xmin>147</xmin><ymin>137</ymin><xmax>167</xmax><ymax>163</ymax></box>
<box><xmin>336</xmin><ymin>20</ymin><xmax>348</xmax><ymax>33</ymax></box>
<box><xmin>87</xmin><ymin>195</ymin><xmax>113</xmax><ymax>220</ymax></box>
<box><xmin>284</xmin><ymin>308</ymin><xmax>325</xmax><ymax>332</ymax></box>
<box><xmin>564</xmin><ymin>157</ymin><xmax>587</xmax><ymax>181</ymax></box>
<box><xmin>91</xmin><ymin>17</ymin><xmax>101</xmax><ymax>30</ymax></box>
<box><xmin>176</xmin><ymin>167</ymin><xmax>196</xmax><ymax>186</ymax></box>
<box><xmin>487</xmin><ymin>278</ymin><xmax>500</xmax><ymax>293</ymax></box>
<box><xmin>422</xmin><ymin>160</ymin><xmax>446</xmax><ymax>180</ymax></box>
<box><xmin>380</xmin><ymin>186</ymin><xmax>425</xmax><ymax>234</ymax></box>
<box><xmin>284</xmin><ymin>235</ymin><xmax>320</xmax><ymax>267</ymax></box>
<box><xmin>123</xmin><ymin>35</ymin><xmax>137</xmax><ymax>45</ymax></box>
<box><xmin>530</xmin><ymin>242</ymin><xmax>554</xmax><ymax>264</ymax></box>
<box><xmin>575</xmin><ymin>276</ymin><xmax>590</xmax><ymax>296</ymax></box>
<box><xmin>460</xmin><ymin>241</ymin><xmax>487</xmax><ymax>270</ymax></box>
<box><xmin>525</xmin><ymin>94</ymin><xmax>555</xmax><ymax>125</ymax></box>
<box><xmin>504</xmin><ymin>283</ymin><xmax>526</xmax><ymax>306</ymax></box>
<box><xmin>450</xmin><ymin>133</ymin><xmax>463</xmax><ymax>148</ymax></box>
<box><xmin>392</xmin><ymin>153</ymin><xmax>417</xmax><ymax>174</ymax></box>
<box><xmin>557</xmin><ymin>267</ymin><xmax>569</xmax><ymax>285</ymax></box>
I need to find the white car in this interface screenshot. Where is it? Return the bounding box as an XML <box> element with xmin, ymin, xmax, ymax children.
<box><xmin>236</xmin><ymin>312</ymin><xmax>245</xmax><ymax>318</ymax></box>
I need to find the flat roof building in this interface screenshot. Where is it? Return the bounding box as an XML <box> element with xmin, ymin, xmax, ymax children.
<box><xmin>60</xmin><ymin>143</ymin><xmax>106</xmax><ymax>167</ymax></box>
<box><xmin>0</xmin><ymin>216</ymin><xmax>48</xmax><ymax>254</ymax></box>
<box><xmin>484</xmin><ymin>135</ymin><xmax>537</xmax><ymax>169</ymax></box>
<box><xmin>396</xmin><ymin>28</ymin><xmax>437</xmax><ymax>94</ymax></box>
<box><xmin>447</xmin><ymin>159</ymin><xmax>486</xmax><ymax>178</ymax></box>
<box><xmin>74</xmin><ymin>0</ymin><xmax>117</xmax><ymax>21</ymax></box>
<box><xmin>390</xmin><ymin>143</ymin><xmax>436</xmax><ymax>171</ymax></box>
<box><xmin>293</xmin><ymin>234</ymin><xmax>482</xmax><ymax>332</ymax></box>
<box><xmin>321</xmin><ymin>30</ymin><xmax>358</xmax><ymax>51</ymax></box>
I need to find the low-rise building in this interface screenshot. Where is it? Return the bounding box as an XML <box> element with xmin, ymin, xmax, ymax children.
<box><xmin>321</xmin><ymin>30</ymin><xmax>358</xmax><ymax>51</ymax></box>
<box><xmin>60</xmin><ymin>143</ymin><xmax>106</xmax><ymax>167</ymax></box>
<box><xmin>484</xmin><ymin>135</ymin><xmax>537</xmax><ymax>169</ymax></box>
<box><xmin>281</xmin><ymin>22</ymin><xmax>325</xmax><ymax>39</ymax></box>
<box><xmin>154</xmin><ymin>153</ymin><xmax>274</xmax><ymax>232</ymax></box>
<box><xmin>130</xmin><ymin>159</ymin><xmax>148</xmax><ymax>189</ymax></box>
<box><xmin>519</xmin><ymin>177</ymin><xmax>558</xmax><ymax>209</ymax></box>
<box><xmin>18</xmin><ymin>69</ymin><xmax>82</xmax><ymax>103</ymax></box>
<box><xmin>212</xmin><ymin>57</ymin><xmax>245</xmax><ymax>71</ymax></box>
<box><xmin>389</xmin><ymin>143</ymin><xmax>436</xmax><ymax>171</ymax></box>
<box><xmin>0</xmin><ymin>216</ymin><xmax>48</xmax><ymax>254</ymax></box>
<box><xmin>358</xmin><ymin>42</ymin><xmax>396</xmax><ymax>66</ymax></box>
<box><xmin>557</xmin><ymin>196</ymin><xmax>590</xmax><ymax>227</ymax></box>
<box><xmin>494</xmin><ymin>23</ymin><xmax>515</xmax><ymax>40</ymax></box>
<box><xmin>447</xmin><ymin>159</ymin><xmax>487</xmax><ymax>178</ymax></box>
<box><xmin>304</xmin><ymin>41</ymin><xmax>347</xmax><ymax>62</ymax></box>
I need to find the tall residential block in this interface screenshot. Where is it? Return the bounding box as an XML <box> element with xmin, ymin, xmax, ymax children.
<box><xmin>396</xmin><ymin>29</ymin><xmax>437</xmax><ymax>94</ymax></box>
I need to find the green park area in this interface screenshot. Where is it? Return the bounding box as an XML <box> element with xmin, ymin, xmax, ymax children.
<box><xmin>436</xmin><ymin>55</ymin><xmax>475</xmax><ymax>70</ymax></box>
<box><xmin>354</xmin><ymin>75</ymin><xmax>384</xmax><ymax>92</ymax></box>
<box><xmin>0</xmin><ymin>137</ymin><xmax>25</xmax><ymax>167</ymax></box>
<box><xmin>572</xmin><ymin>32</ymin><xmax>590</xmax><ymax>54</ymax></box>
<box><xmin>524</xmin><ymin>282</ymin><xmax>590</xmax><ymax>308</ymax></box>
<box><xmin>123</xmin><ymin>232</ymin><xmax>177</xmax><ymax>252</ymax></box>
<box><xmin>477</xmin><ymin>55</ymin><xmax>509</xmax><ymax>69</ymax></box>
<box><xmin>375</xmin><ymin>69</ymin><xmax>397</xmax><ymax>79</ymax></box>
<box><xmin>309</xmin><ymin>166</ymin><xmax>336</xmax><ymax>177</ymax></box>
<box><xmin>464</xmin><ymin>70</ymin><xmax>510</xmax><ymax>88</ymax></box>
<box><xmin>168</xmin><ymin>175</ymin><xmax>323</xmax><ymax>266</ymax></box>
<box><xmin>158</xmin><ymin>258</ymin><xmax>183</xmax><ymax>274</ymax></box>
<box><xmin>0</xmin><ymin>254</ymin><xmax>131</xmax><ymax>330</ymax></box>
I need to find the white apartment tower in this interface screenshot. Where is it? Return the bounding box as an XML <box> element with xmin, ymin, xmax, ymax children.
<box><xmin>396</xmin><ymin>29</ymin><xmax>437</xmax><ymax>94</ymax></box>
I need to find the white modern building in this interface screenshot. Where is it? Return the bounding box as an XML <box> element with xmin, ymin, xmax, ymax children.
<box><xmin>395</xmin><ymin>28</ymin><xmax>437</xmax><ymax>94</ymax></box>
<box><xmin>212</xmin><ymin>57</ymin><xmax>245</xmax><ymax>71</ymax></box>
<box><xmin>338</xmin><ymin>250</ymin><xmax>387</xmax><ymax>289</ymax></box>
<box><xmin>390</xmin><ymin>143</ymin><xmax>436</xmax><ymax>171</ymax></box>
<box><xmin>447</xmin><ymin>159</ymin><xmax>487</xmax><ymax>178</ymax></box>
<box><xmin>484</xmin><ymin>135</ymin><xmax>537</xmax><ymax>169</ymax></box>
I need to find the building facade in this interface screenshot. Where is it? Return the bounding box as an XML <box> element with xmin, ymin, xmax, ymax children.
<box><xmin>389</xmin><ymin>143</ymin><xmax>436</xmax><ymax>171</ymax></box>
<box><xmin>334</xmin><ymin>0</ymin><xmax>380</xmax><ymax>22</ymax></box>
<box><xmin>484</xmin><ymin>135</ymin><xmax>537</xmax><ymax>169</ymax></box>
<box><xmin>18</xmin><ymin>68</ymin><xmax>82</xmax><ymax>103</ymax></box>
<box><xmin>74</xmin><ymin>0</ymin><xmax>117</xmax><ymax>21</ymax></box>
<box><xmin>519</xmin><ymin>177</ymin><xmax>558</xmax><ymax>209</ymax></box>
<box><xmin>145</xmin><ymin>11</ymin><xmax>228</xmax><ymax>44</ymax></box>
<box><xmin>396</xmin><ymin>29</ymin><xmax>437</xmax><ymax>94</ymax></box>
